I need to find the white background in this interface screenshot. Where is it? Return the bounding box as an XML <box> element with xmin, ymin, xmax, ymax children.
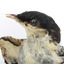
<box><xmin>0</xmin><ymin>0</ymin><xmax>64</xmax><ymax>64</ymax></box>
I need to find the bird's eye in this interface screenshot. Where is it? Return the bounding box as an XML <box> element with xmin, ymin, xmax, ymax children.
<box><xmin>30</xmin><ymin>19</ymin><xmax>37</xmax><ymax>26</ymax></box>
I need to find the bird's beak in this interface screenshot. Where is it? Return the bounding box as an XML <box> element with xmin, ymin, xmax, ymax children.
<box><xmin>6</xmin><ymin>14</ymin><xmax>17</xmax><ymax>19</ymax></box>
<box><xmin>6</xmin><ymin>14</ymin><xmax>27</xmax><ymax>28</ymax></box>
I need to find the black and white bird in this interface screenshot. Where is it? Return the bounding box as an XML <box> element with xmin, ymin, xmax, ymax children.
<box><xmin>0</xmin><ymin>11</ymin><xmax>64</xmax><ymax>64</ymax></box>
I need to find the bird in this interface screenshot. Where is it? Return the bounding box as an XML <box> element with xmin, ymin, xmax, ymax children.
<box><xmin>0</xmin><ymin>11</ymin><xmax>64</xmax><ymax>64</ymax></box>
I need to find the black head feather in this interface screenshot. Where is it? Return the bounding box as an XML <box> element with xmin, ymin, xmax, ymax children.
<box><xmin>17</xmin><ymin>11</ymin><xmax>60</xmax><ymax>43</ymax></box>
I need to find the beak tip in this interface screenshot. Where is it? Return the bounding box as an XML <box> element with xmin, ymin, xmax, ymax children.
<box><xmin>6</xmin><ymin>14</ymin><xmax>11</xmax><ymax>17</ymax></box>
<box><xmin>6</xmin><ymin>14</ymin><xmax>17</xmax><ymax>18</ymax></box>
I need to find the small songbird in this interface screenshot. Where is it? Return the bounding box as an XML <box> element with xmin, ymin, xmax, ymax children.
<box><xmin>0</xmin><ymin>11</ymin><xmax>64</xmax><ymax>64</ymax></box>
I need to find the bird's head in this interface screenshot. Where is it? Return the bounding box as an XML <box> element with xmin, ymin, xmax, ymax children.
<box><xmin>6</xmin><ymin>11</ymin><xmax>60</xmax><ymax>43</ymax></box>
<box><xmin>6</xmin><ymin>12</ymin><xmax>46</xmax><ymax>31</ymax></box>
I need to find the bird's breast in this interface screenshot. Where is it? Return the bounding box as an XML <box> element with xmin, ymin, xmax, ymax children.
<box><xmin>19</xmin><ymin>33</ymin><xmax>62</xmax><ymax>64</ymax></box>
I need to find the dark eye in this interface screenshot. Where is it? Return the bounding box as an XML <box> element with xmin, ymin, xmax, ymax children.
<box><xmin>30</xmin><ymin>19</ymin><xmax>37</xmax><ymax>26</ymax></box>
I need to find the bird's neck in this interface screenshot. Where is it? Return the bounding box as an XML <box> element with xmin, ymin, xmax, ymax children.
<box><xmin>25</xmin><ymin>28</ymin><xmax>57</xmax><ymax>49</ymax></box>
<box><xmin>26</xmin><ymin>28</ymin><xmax>47</xmax><ymax>38</ymax></box>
